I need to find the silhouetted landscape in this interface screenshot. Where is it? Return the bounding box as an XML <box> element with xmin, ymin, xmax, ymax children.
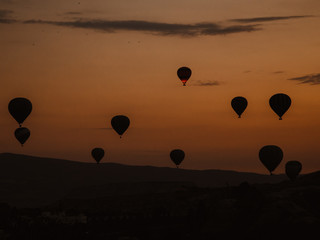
<box><xmin>0</xmin><ymin>153</ymin><xmax>287</xmax><ymax>207</ymax></box>
<box><xmin>0</xmin><ymin>153</ymin><xmax>319</xmax><ymax>239</ymax></box>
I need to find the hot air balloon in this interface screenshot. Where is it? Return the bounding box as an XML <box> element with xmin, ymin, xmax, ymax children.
<box><xmin>269</xmin><ymin>93</ymin><xmax>291</xmax><ymax>120</ymax></box>
<box><xmin>231</xmin><ymin>96</ymin><xmax>248</xmax><ymax>118</ymax></box>
<box><xmin>259</xmin><ymin>145</ymin><xmax>283</xmax><ymax>175</ymax></box>
<box><xmin>14</xmin><ymin>127</ymin><xmax>30</xmax><ymax>146</ymax></box>
<box><xmin>177</xmin><ymin>67</ymin><xmax>191</xmax><ymax>86</ymax></box>
<box><xmin>8</xmin><ymin>98</ymin><xmax>32</xmax><ymax>127</ymax></box>
<box><xmin>91</xmin><ymin>148</ymin><xmax>105</xmax><ymax>164</ymax></box>
<box><xmin>285</xmin><ymin>161</ymin><xmax>302</xmax><ymax>181</ymax></box>
<box><xmin>170</xmin><ymin>149</ymin><xmax>185</xmax><ymax>168</ymax></box>
<box><xmin>111</xmin><ymin>115</ymin><xmax>130</xmax><ymax>138</ymax></box>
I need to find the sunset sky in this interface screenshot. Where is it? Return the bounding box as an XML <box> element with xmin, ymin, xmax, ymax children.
<box><xmin>1</xmin><ymin>0</ymin><xmax>320</xmax><ymax>174</ymax></box>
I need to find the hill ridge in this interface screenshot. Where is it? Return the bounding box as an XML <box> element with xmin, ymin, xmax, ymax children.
<box><xmin>0</xmin><ymin>152</ymin><xmax>287</xmax><ymax>207</ymax></box>
<box><xmin>0</xmin><ymin>152</ymin><xmax>273</xmax><ymax>174</ymax></box>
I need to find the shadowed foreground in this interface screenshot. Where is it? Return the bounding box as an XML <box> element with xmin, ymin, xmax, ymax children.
<box><xmin>0</xmin><ymin>153</ymin><xmax>319</xmax><ymax>239</ymax></box>
<box><xmin>0</xmin><ymin>171</ymin><xmax>319</xmax><ymax>239</ymax></box>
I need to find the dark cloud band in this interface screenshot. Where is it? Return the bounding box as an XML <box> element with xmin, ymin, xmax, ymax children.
<box><xmin>24</xmin><ymin>19</ymin><xmax>261</xmax><ymax>37</ymax></box>
<box><xmin>0</xmin><ymin>9</ymin><xmax>16</xmax><ymax>23</ymax></box>
<box><xmin>231</xmin><ymin>15</ymin><xmax>312</xmax><ymax>23</ymax></box>
<box><xmin>3</xmin><ymin>11</ymin><xmax>312</xmax><ymax>37</ymax></box>
<box><xmin>288</xmin><ymin>73</ymin><xmax>320</xmax><ymax>85</ymax></box>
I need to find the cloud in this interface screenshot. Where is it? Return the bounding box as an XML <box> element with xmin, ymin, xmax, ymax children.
<box><xmin>10</xmin><ymin>14</ymin><xmax>310</xmax><ymax>36</ymax></box>
<box><xmin>288</xmin><ymin>73</ymin><xmax>320</xmax><ymax>85</ymax></box>
<box><xmin>273</xmin><ymin>71</ymin><xmax>285</xmax><ymax>74</ymax></box>
<box><xmin>24</xmin><ymin>19</ymin><xmax>261</xmax><ymax>37</ymax></box>
<box><xmin>231</xmin><ymin>15</ymin><xmax>312</xmax><ymax>23</ymax></box>
<box><xmin>0</xmin><ymin>18</ymin><xmax>14</xmax><ymax>23</ymax></box>
<box><xmin>192</xmin><ymin>80</ymin><xmax>221</xmax><ymax>86</ymax></box>
<box><xmin>0</xmin><ymin>9</ymin><xmax>15</xmax><ymax>23</ymax></box>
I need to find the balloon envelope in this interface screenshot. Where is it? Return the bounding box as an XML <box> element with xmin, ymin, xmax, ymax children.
<box><xmin>170</xmin><ymin>149</ymin><xmax>185</xmax><ymax>167</ymax></box>
<box><xmin>111</xmin><ymin>115</ymin><xmax>130</xmax><ymax>137</ymax></box>
<box><xmin>231</xmin><ymin>96</ymin><xmax>248</xmax><ymax>118</ymax></box>
<box><xmin>285</xmin><ymin>161</ymin><xmax>302</xmax><ymax>180</ymax></box>
<box><xmin>91</xmin><ymin>148</ymin><xmax>105</xmax><ymax>164</ymax></box>
<box><xmin>8</xmin><ymin>98</ymin><xmax>32</xmax><ymax>126</ymax></box>
<box><xmin>14</xmin><ymin>127</ymin><xmax>30</xmax><ymax>146</ymax></box>
<box><xmin>177</xmin><ymin>67</ymin><xmax>191</xmax><ymax>86</ymax></box>
<box><xmin>259</xmin><ymin>145</ymin><xmax>283</xmax><ymax>174</ymax></box>
<box><xmin>269</xmin><ymin>93</ymin><xmax>291</xmax><ymax>120</ymax></box>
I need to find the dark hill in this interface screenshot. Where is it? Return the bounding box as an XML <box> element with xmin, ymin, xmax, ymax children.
<box><xmin>0</xmin><ymin>153</ymin><xmax>287</xmax><ymax>207</ymax></box>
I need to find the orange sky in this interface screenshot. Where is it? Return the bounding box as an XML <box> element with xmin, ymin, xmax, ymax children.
<box><xmin>1</xmin><ymin>0</ymin><xmax>320</xmax><ymax>174</ymax></box>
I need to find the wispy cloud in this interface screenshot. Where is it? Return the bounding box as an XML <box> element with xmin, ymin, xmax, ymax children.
<box><xmin>231</xmin><ymin>15</ymin><xmax>312</xmax><ymax>23</ymax></box>
<box><xmin>273</xmin><ymin>71</ymin><xmax>285</xmax><ymax>74</ymax></box>
<box><xmin>192</xmin><ymin>80</ymin><xmax>221</xmax><ymax>86</ymax></box>
<box><xmin>3</xmin><ymin>13</ymin><xmax>311</xmax><ymax>36</ymax></box>
<box><xmin>0</xmin><ymin>18</ymin><xmax>14</xmax><ymax>23</ymax></box>
<box><xmin>0</xmin><ymin>9</ymin><xmax>15</xmax><ymax>23</ymax></box>
<box><xmin>288</xmin><ymin>73</ymin><xmax>320</xmax><ymax>85</ymax></box>
<box><xmin>23</xmin><ymin>19</ymin><xmax>261</xmax><ymax>37</ymax></box>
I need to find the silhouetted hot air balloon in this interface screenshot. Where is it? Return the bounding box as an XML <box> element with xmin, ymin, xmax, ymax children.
<box><xmin>8</xmin><ymin>98</ymin><xmax>32</xmax><ymax>127</ymax></box>
<box><xmin>285</xmin><ymin>161</ymin><xmax>302</xmax><ymax>181</ymax></box>
<box><xmin>91</xmin><ymin>148</ymin><xmax>105</xmax><ymax>164</ymax></box>
<box><xmin>111</xmin><ymin>115</ymin><xmax>130</xmax><ymax>138</ymax></box>
<box><xmin>177</xmin><ymin>67</ymin><xmax>191</xmax><ymax>86</ymax></box>
<box><xmin>14</xmin><ymin>127</ymin><xmax>30</xmax><ymax>146</ymax></box>
<box><xmin>231</xmin><ymin>96</ymin><xmax>248</xmax><ymax>118</ymax></box>
<box><xmin>269</xmin><ymin>93</ymin><xmax>291</xmax><ymax>120</ymax></box>
<box><xmin>259</xmin><ymin>145</ymin><xmax>283</xmax><ymax>175</ymax></box>
<box><xmin>170</xmin><ymin>149</ymin><xmax>185</xmax><ymax>168</ymax></box>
